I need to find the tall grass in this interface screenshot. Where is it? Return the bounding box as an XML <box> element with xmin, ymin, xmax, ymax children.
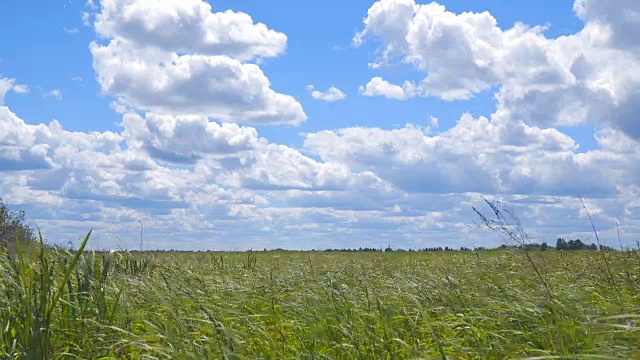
<box><xmin>0</xmin><ymin>233</ymin><xmax>639</xmax><ymax>359</ymax></box>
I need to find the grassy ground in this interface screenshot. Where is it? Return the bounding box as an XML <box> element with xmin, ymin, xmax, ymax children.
<box><xmin>1</xmin><ymin>237</ymin><xmax>639</xmax><ymax>359</ymax></box>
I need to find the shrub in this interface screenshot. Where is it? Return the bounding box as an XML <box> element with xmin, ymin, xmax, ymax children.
<box><xmin>0</xmin><ymin>198</ymin><xmax>35</xmax><ymax>251</ymax></box>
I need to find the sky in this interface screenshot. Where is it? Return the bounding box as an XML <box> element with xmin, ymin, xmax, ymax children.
<box><xmin>0</xmin><ymin>0</ymin><xmax>638</xmax><ymax>251</ymax></box>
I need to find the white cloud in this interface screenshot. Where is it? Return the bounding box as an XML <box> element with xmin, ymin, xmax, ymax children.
<box><xmin>306</xmin><ymin>85</ymin><xmax>346</xmax><ymax>102</ymax></box>
<box><xmin>0</xmin><ymin>78</ymin><xmax>29</xmax><ymax>104</ymax></box>
<box><xmin>0</xmin><ymin>105</ymin><xmax>257</xmax><ymax>218</ymax></box>
<box><xmin>89</xmin><ymin>0</ymin><xmax>305</xmax><ymax>125</ymax></box>
<box><xmin>0</xmin><ymin>104</ymin><xmax>409</xmax><ymax>250</ymax></box>
<box><xmin>429</xmin><ymin>116</ymin><xmax>439</xmax><ymax>128</ymax></box>
<box><xmin>355</xmin><ymin>0</ymin><xmax>501</xmax><ymax>100</ymax></box>
<box><xmin>94</xmin><ymin>0</ymin><xmax>287</xmax><ymax>61</ymax></box>
<box><xmin>2</xmin><ymin>1</ymin><xmax>640</xmax><ymax>250</ymax></box>
<box><xmin>211</xmin><ymin>142</ymin><xmax>354</xmax><ymax>191</ymax></box>
<box><xmin>81</xmin><ymin>11</ymin><xmax>92</xmax><ymax>27</ymax></box>
<box><xmin>304</xmin><ymin>113</ymin><xmax>638</xmax><ymax>197</ymax></box>
<box><xmin>1</xmin><ymin>100</ymin><xmax>639</xmax><ymax>249</ymax></box>
<box><xmin>573</xmin><ymin>0</ymin><xmax>640</xmax><ymax>53</ymax></box>
<box><xmin>45</xmin><ymin>89</ymin><xmax>63</xmax><ymax>100</ymax></box>
<box><xmin>86</xmin><ymin>0</ymin><xmax>98</xmax><ymax>10</ymax></box>
<box><xmin>0</xmin><ymin>78</ymin><xmax>14</xmax><ymax>104</ymax></box>
<box><xmin>358</xmin><ymin>77</ymin><xmax>415</xmax><ymax>100</ymax></box>
<box><xmin>356</xmin><ymin>0</ymin><xmax>640</xmax><ymax>139</ymax></box>
<box><xmin>12</xmin><ymin>84</ymin><xmax>29</xmax><ymax>94</ymax></box>
<box><xmin>63</xmin><ymin>27</ymin><xmax>80</xmax><ymax>33</ymax></box>
<box><xmin>120</xmin><ymin>112</ymin><xmax>261</xmax><ymax>164</ymax></box>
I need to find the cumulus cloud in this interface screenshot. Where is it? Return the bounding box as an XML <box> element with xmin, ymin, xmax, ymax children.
<box><xmin>1</xmin><ymin>100</ymin><xmax>639</xmax><ymax>249</ymax></box>
<box><xmin>0</xmin><ymin>78</ymin><xmax>13</xmax><ymax>104</ymax></box>
<box><xmin>89</xmin><ymin>0</ymin><xmax>306</xmax><ymax>125</ymax></box>
<box><xmin>12</xmin><ymin>84</ymin><xmax>29</xmax><ymax>94</ymax></box>
<box><xmin>306</xmin><ymin>85</ymin><xmax>346</xmax><ymax>102</ymax></box>
<box><xmin>0</xmin><ymin>105</ymin><xmax>264</xmax><ymax>221</ymax></box>
<box><xmin>45</xmin><ymin>89</ymin><xmax>63</xmax><ymax>100</ymax></box>
<box><xmin>356</xmin><ymin>0</ymin><xmax>640</xmax><ymax>139</ymax></box>
<box><xmin>0</xmin><ymin>77</ymin><xmax>29</xmax><ymax>104</ymax></box>
<box><xmin>94</xmin><ymin>0</ymin><xmax>287</xmax><ymax>61</ymax></box>
<box><xmin>304</xmin><ymin>113</ymin><xmax>638</xmax><ymax>197</ymax></box>
<box><xmin>355</xmin><ymin>0</ymin><xmax>503</xmax><ymax>100</ymax></box>
<box><xmin>358</xmin><ymin>77</ymin><xmax>416</xmax><ymax>100</ymax></box>
<box><xmin>2</xmin><ymin>0</ymin><xmax>640</xmax><ymax>250</ymax></box>
<box><xmin>0</xmin><ymin>102</ymin><xmax>417</xmax><ymax>249</ymax></box>
<box><xmin>120</xmin><ymin>112</ymin><xmax>261</xmax><ymax>164</ymax></box>
<box><xmin>573</xmin><ymin>0</ymin><xmax>640</xmax><ymax>53</ymax></box>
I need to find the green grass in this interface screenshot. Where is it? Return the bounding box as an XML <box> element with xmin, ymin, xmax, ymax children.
<box><xmin>1</xmin><ymin>236</ymin><xmax>639</xmax><ymax>359</ymax></box>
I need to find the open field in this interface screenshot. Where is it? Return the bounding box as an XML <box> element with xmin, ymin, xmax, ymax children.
<box><xmin>1</xmin><ymin>238</ymin><xmax>640</xmax><ymax>359</ymax></box>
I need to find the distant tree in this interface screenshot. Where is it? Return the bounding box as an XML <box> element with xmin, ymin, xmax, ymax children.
<box><xmin>0</xmin><ymin>199</ymin><xmax>35</xmax><ymax>252</ymax></box>
<box><xmin>541</xmin><ymin>242</ymin><xmax>548</xmax><ymax>251</ymax></box>
<box><xmin>568</xmin><ymin>239</ymin><xmax>585</xmax><ymax>250</ymax></box>
<box><xmin>554</xmin><ymin>238</ymin><xmax>606</xmax><ymax>251</ymax></box>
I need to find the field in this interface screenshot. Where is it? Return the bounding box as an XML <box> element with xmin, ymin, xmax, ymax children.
<box><xmin>1</xmin><ymin>236</ymin><xmax>639</xmax><ymax>359</ymax></box>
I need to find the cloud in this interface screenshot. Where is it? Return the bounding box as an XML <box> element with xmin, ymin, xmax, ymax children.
<box><xmin>45</xmin><ymin>89</ymin><xmax>63</xmax><ymax>100</ymax></box>
<box><xmin>0</xmin><ymin>77</ymin><xmax>29</xmax><ymax>104</ymax></box>
<box><xmin>429</xmin><ymin>116</ymin><xmax>439</xmax><ymax>128</ymax></box>
<box><xmin>94</xmin><ymin>0</ymin><xmax>287</xmax><ymax>61</ymax></box>
<box><xmin>306</xmin><ymin>85</ymin><xmax>346</xmax><ymax>102</ymax></box>
<box><xmin>0</xmin><ymin>104</ymin><xmax>389</xmax><ymax>249</ymax></box>
<box><xmin>0</xmin><ymin>105</ymin><xmax>258</xmax><ymax>217</ymax></box>
<box><xmin>12</xmin><ymin>84</ymin><xmax>29</xmax><ymax>94</ymax></box>
<box><xmin>64</xmin><ymin>27</ymin><xmax>80</xmax><ymax>33</ymax></box>
<box><xmin>1</xmin><ymin>100</ymin><xmax>639</xmax><ymax>249</ymax></box>
<box><xmin>354</xmin><ymin>0</ymin><xmax>553</xmax><ymax>100</ymax></box>
<box><xmin>358</xmin><ymin>77</ymin><xmax>416</xmax><ymax>100</ymax></box>
<box><xmin>2</xmin><ymin>1</ymin><xmax>640</xmax><ymax>250</ymax></box>
<box><xmin>304</xmin><ymin>113</ymin><xmax>638</xmax><ymax>197</ymax></box>
<box><xmin>356</xmin><ymin>0</ymin><xmax>640</xmax><ymax>139</ymax></box>
<box><xmin>89</xmin><ymin>0</ymin><xmax>306</xmax><ymax>125</ymax></box>
<box><xmin>573</xmin><ymin>0</ymin><xmax>640</xmax><ymax>53</ymax></box>
<box><xmin>211</xmin><ymin>142</ymin><xmax>362</xmax><ymax>191</ymax></box>
<box><xmin>0</xmin><ymin>78</ymin><xmax>14</xmax><ymax>104</ymax></box>
<box><xmin>120</xmin><ymin>112</ymin><xmax>261</xmax><ymax>164</ymax></box>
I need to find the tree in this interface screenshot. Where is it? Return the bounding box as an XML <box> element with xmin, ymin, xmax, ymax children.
<box><xmin>0</xmin><ymin>198</ymin><xmax>35</xmax><ymax>251</ymax></box>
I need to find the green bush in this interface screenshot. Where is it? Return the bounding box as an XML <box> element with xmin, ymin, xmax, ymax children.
<box><xmin>0</xmin><ymin>198</ymin><xmax>35</xmax><ymax>250</ymax></box>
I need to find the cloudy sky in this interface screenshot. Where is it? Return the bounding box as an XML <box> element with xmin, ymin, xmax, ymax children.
<box><xmin>0</xmin><ymin>0</ymin><xmax>638</xmax><ymax>250</ymax></box>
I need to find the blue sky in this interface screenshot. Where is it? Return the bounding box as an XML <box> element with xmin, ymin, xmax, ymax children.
<box><xmin>0</xmin><ymin>0</ymin><xmax>638</xmax><ymax>250</ymax></box>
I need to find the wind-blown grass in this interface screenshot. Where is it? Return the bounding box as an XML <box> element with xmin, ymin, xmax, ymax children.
<box><xmin>1</xmin><ymin>234</ymin><xmax>639</xmax><ymax>359</ymax></box>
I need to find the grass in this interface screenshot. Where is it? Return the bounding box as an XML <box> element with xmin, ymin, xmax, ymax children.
<box><xmin>1</xmin><ymin>234</ymin><xmax>640</xmax><ymax>359</ymax></box>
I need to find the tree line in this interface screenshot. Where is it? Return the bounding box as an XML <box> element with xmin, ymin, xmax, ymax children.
<box><xmin>0</xmin><ymin>199</ymin><xmax>620</xmax><ymax>253</ymax></box>
<box><xmin>319</xmin><ymin>239</ymin><xmax>612</xmax><ymax>253</ymax></box>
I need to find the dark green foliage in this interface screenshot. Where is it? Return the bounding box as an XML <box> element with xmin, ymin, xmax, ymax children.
<box><xmin>0</xmin><ymin>199</ymin><xmax>35</xmax><ymax>250</ymax></box>
<box><xmin>555</xmin><ymin>238</ymin><xmax>599</xmax><ymax>251</ymax></box>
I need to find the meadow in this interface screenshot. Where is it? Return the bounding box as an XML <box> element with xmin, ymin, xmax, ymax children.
<box><xmin>1</xmin><ymin>234</ymin><xmax>639</xmax><ymax>359</ymax></box>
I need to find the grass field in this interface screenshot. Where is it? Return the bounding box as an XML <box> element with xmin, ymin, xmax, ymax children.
<box><xmin>1</xmin><ymin>235</ymin><xmax>639</xmax><ymax>359</ymax></box>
